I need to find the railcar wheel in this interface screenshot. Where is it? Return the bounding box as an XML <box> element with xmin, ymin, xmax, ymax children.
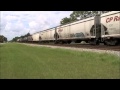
<box><xmin>90</xmin><ymin>39</ymin><xmax>100</xmax><ymax>45</ymax></box>
<box><xmin>67</xmin><ymin>41</ymin><xmax>71</xmax><ymax>44</ymax></box>
<box><xmin>105</xmin><ymin>39</ymin><xmax>118</xmax><ymax>46</ymax></box>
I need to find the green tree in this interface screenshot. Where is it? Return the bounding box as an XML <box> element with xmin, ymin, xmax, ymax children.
<box><xmin>60</xmin><ymin>17</ymin><xmax>71</xmax><ymax>25</ymax></box>
<box><xmin>11</xmin><ymin>33</ymin><xmax>31</xmax><ymax>42</ymax></box>
<box><xmin>0</xmin><ymin>35</ymin><xmax>7</xmax><ymax>42</ymax></box>
<box><xmin>4</xmin><ymin>37</ymin><xmax>7</xmax><ymax>42</ymax></box>
<box><xmin>25</xmin><ymin>33</ymin><xmax>30</xmax><ymax>37</ymax></box>
<box><xmin>60</xmin><ymin>11</ymin><xmax>111</xmax><ymax>25</ymax></box>
<box><xmin>0</xmin><ymin>35</ymin><xmax>4</xmax><ymax>42</ymax></box>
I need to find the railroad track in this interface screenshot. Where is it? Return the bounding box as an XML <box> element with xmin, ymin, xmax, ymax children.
<box><xmin>22</xmin><ymin>42</ymin><xmax>120</xmax><ymax>51</ymax></box>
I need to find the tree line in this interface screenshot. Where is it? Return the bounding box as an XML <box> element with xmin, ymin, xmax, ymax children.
<box><xmin>60</xmin><ymin>11</ymin><xmax>111</xmax><ymax>25</ymax></box>
<box><xmin>11</xmin><ymin>33</ymin><xmax>31</xmax><ymax>42</ymax></box>
<box><xmin>0</xmin><ymin>35</ymin><xmax>7</xmax><ymax>43</ymax></box>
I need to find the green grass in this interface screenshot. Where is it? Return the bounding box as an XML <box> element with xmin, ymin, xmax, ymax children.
<box><xmin>0</xmin><ymin>43</ymin><xmax>120</xmax><ymax>79</ymax></box>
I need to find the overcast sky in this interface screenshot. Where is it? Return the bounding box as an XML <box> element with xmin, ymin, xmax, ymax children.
<box><xmin>0</xmin><ymin>11</ymin><xmax>72</xmax><ymax>41</ymax></box>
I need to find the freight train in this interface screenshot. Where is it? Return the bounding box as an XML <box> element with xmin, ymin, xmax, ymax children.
<box><xmin>17</xmin><ymin>11</ymin><xmax>120</xmax><ymax>45</ymax></box>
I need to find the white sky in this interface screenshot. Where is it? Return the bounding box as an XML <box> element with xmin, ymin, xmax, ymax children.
<box><xmin>0</xmin><ymin>11</ymin><xmax>72</xmax><ymax>40</ymax></box>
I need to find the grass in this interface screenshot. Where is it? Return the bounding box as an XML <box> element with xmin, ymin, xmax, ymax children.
<box><xmin>0</xmin><ymin>43</ymin><xmax>120</xmax><ymax>79</ymax></box>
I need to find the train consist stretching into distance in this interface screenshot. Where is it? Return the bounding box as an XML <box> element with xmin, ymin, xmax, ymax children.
<box><xmin>17</xmin><ymin>11</ymin><xmax>120</xmax><ymax>46</ymax></box>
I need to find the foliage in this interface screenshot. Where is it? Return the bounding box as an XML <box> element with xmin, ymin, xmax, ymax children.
<box><xmin>0</xmin><ymin>35</ymin><xmax>7</xmax><ymax>42</ymax></box>
<box><xmin>60</xmin><ymin>11</ymin><xmax>111</xmax><ymax>25</ymax></box>
<box><xmin>11</xmin><ymin>33</ymin><xmax>31</xmax><ymax>42</ymax></box>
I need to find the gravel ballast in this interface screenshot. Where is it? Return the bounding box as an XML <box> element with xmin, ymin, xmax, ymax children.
<box><xmin>23</xmin><ymin>43</ymin><xmax>120</xmax><ymax>57</ymax></box>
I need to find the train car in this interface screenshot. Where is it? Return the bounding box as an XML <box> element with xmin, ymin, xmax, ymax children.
<box><xmin>22</xmin><ymin>37</ymin><xmax>28</xmax><ymax>42</ymax></box>
<box><xmin>55</xmin><ymin>15</ymin><xmax>101</xmax><ymax>44</ymax></box>
<box><xmin>18</xmin><ymin>38</ymin><xmax>23</xmax><ymax>42</ymax></box>
<box><xmin>101</xmin><ymin>11</ymin><xmax>120</xmax><ymax>45</ymax></box>
<box><xmin>39</xmin><ymin>28</ymin><xmax>55</xmax><ymax>42</ymax></box>
<box><xmin>39</xmin><ymin>30</ymin><xmax>48</xmax><ymax>42</ymax></box>
<box><xmin>49</xmin><ymin>28</ymin><xmax>56</xmax><ymax>41</ymax></box>
<box><xmin>28</xmin><ymin>35</ymin><xmax>33</xmax><ymax>42</ymax></box>
<box><xmin>56</xmin><ymin>24</ymin><xmax>71</xmax><ymax>43</ymax></box>
<box><xmin>32</xmin><ymin>32</ymin><xmax>40</xmax><ymax>43</ymax></box>
<box><xmin>17</xmin><ymin>38</ymin><xmax>19</xmax><ymax>42</ymax></box>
